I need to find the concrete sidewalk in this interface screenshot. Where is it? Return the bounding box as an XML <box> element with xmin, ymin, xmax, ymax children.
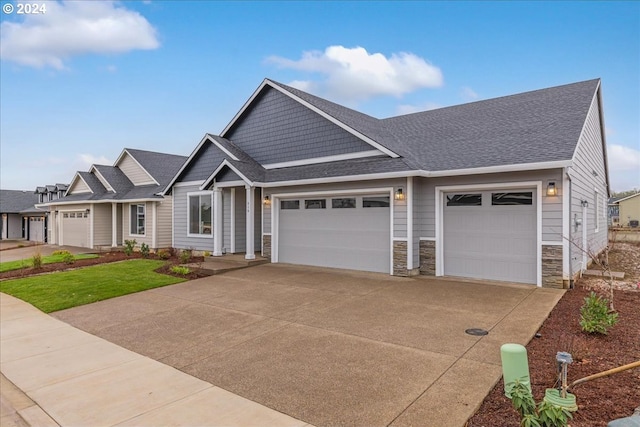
<box><xmin>0</xmin><ymin>293</ymin><xmax>311</xmax><ymax>427</ymax></box>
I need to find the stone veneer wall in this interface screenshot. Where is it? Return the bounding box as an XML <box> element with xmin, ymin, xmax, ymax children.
<box><xmin>393</xmin><ymin>240</ymin><xmax>408</xmax><ymax>276</ymax></box>
<box><xmin>419</xmin><ymin>240</ymin><xmax>436</xmax><ymax>276</ymax></box>
<box><xmin>542</xmin><ymin>245</ymin><xmax>564</xmax><ymax>288</ymax></box>
<box><xmin>262</xmin><ymin>234</ymin><xmax>271</xmax><ymax>259</ymax></box>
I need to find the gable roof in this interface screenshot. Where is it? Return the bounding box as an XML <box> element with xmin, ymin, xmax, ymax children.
<box><xmin>615</xmin><ymin>192</ymin><xmax>640</xmax><ymax>204</ymax></box>
<box><xmin>124</xmin><ymin>148</ymin><xmax>188</xmax><ymax>188</ymax></box>
<box><xmin>168</xmin><ymin>77</ymin><xmax>604</xmax><ymax>189</ymax></box>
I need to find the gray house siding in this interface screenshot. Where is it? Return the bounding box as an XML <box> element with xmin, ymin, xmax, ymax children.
<box><xmin>234</xmin><ymin>189</ymin><xmax>247</xmax><ymax>253</ymax></box>
<box><xmin>225</xmin><ymin>87</ymin><xmax>374</xmax><ymax>165</ymax></box>
<box><xmin>179</xmin><ymin>142</ymin><xmax>227</xmax><ymax>183</ymax></box>
<box><xmin>172</xmin><ymin>184</ymin><xmax>214</xmax><ymax>251</ymax></box>
<box><xmin>92</xmin><ymin>204</ymin><xmax>112</xmax><ymax>246</ymax></box>
<box><xmin>568</xmin><ymin>92</ymin><xmax>608</xmax><ymax>276</ymax></box>
<box><xmin>122</xmin><ymin>202</ymin><xmax>153</xmax><ymax>248</ymax></box>
<box><xmin>223</xmin><ymin>189</ymin><xmax>231</xmax><ymax>252</ymax></box>
<box><xmin>218</xmin><ymin>168</ymin><xmax>242</xmax><ymax>182</ymax></box>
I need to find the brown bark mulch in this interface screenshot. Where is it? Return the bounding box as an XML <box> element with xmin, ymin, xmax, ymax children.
<box><xmin>467</xmin><ymin>244</ymin><xmax>640</xmax><ymax>427</ymax></box>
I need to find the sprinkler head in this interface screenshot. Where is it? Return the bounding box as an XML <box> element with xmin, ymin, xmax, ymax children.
<box><xmin>556</xmin><ymin>351</ymin><xmax>573</xmax><ymax>364</ymax></box>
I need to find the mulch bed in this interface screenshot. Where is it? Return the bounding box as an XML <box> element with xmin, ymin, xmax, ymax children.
<box><xmin>467</xmin><ymin>243</ymin><xmax>640</xmax><ymax>427</ymax></box>
<box><xmin>0</xmin><ymin>251</ymin><xmax>208</xmax><ymax>281</ymax></box>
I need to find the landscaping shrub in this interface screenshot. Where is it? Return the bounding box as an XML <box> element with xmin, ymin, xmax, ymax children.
<box><xmin>179</xmin><ymin>249</ymin><xmax>192</xmax><ymax>264</ymax></box>
<box><xmin>140</xmin><ymin>243</ymin><xmax>150</xmax><ymax>258</ymax></box>
<box><xmin>157</xmin><ymin>249</ymin><xmax>171</xmax><ymax>260</ymax></box>
<box><xmin>580</xmin><ymin>291</ymin><xmax>619</xmax><ymax>334</ymax></box>
<box><xmin>508</xmin><ymin>380</ymin><xmax>572</xmax><ymax>427</ymax></box>
<box><xmin>61</xmin><ymin>252</ymin><xmax>75</xmax><ymax>264</ymax></box>
<box><xmin>32</xmin><ymin>253</ymin><xmax>43</xmax><ymax>270</ymax></box>
<box><xmin>124</xmin><ymin>239</ymin><xmax>136</xmax><ymax>256</ymax></box>
<box><xmin>203</xmin><ymin>251</ymin><xmax>211</xmax><ymax>257</ymax></box>
<box><xmin>52</xmin><ymin>250</ymin><xmax>71</xmax><ymax>256</ymax></box>
<box><xmin>170</xmin><ymin>265</ymin><xmax>190</xmax><ymax>276</ymax></box>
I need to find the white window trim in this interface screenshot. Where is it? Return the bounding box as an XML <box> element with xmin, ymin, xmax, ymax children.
<box><xmin>129</xmin><ymin>203</ymin><xmax>146</xmax><ymax>237</ymax></box>
<box><xmin>187</xmin><ymin>191</ymin><xmax>214</xmax><ymax>238</ymax></box>
<box><xmin>435</xmin><ymin>181</ymin><xmax>543</xmax><ymax>287</ymax></box>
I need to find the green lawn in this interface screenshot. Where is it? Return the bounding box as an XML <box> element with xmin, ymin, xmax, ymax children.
<box><xmin>0</xmin><ymin>259</ymin><xmax>186</xmax><ymax>313</ymax></box>
<box><xmin>0</xmin><ymin>253</ymin><xmax>99</xmax><ymax>273</ymax></box>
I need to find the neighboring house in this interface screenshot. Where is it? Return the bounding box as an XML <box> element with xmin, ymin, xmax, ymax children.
<box><xmin>614</xmin><ymin>193</ymin><xmax>640</xmax><ymax>227</ymax></box>
<box><xmin>608</xmin><ymin>197</ymin><xmax>621</xmax><ymax>226</ymax></box>
<box><xmin>0</xmin><ymin>189</ymin><xmax>47</xmax><ymax>242</ymax></box>
<box><xmin>164</xmin><ymin>78</ymin><xmax>610</xmax><ymax>288</ymax></box>
<box><xmin>43</xmin><ymin>148</ymin><xmax>187</xmax><ymax>250</ymax></box>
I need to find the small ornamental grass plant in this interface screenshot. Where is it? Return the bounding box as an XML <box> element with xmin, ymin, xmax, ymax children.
<box><xmin>170</xmin><ymin>265</ymin><xmax>190</xmax><ymax>276</ymax></box>
<box><xmin>579</xmin><ymin>291</ymin><xmax>618</xmax><ymax>335</ymax></box>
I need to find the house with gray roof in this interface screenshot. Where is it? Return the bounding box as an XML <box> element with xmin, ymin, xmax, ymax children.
<box><xmin>164</xmin><ymin>78</ymin><xmax>610</xmax><ymax>288</ymax></box>
<box><xmin>43</xmin><ymin>148</ymin><xmax>186</xmax><ymax>250</ymax></box>
<box><xmin>0</xmin><ymin>189</ymin><xmax>49</xmax><ymax>242</ymax></box>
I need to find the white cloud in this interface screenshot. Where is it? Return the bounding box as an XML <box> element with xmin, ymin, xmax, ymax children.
<box><xmin>0</xmin><ymin>1</ymin><xmax>159</xmax><ymax>69</ymax></box>
<box><xmin>460</xmin><ymin>86</ymin><xmax>479</xmax><ymax>102</ymax></box>
<box><xmin>267</xmin><ymin>46</ymin><xmax>443</xmax><ymax>102</ymax></box>
<box><xmin>77</xmin><ymin>154</ymin><xmax>112</xmax><ymax>169</ymax></box>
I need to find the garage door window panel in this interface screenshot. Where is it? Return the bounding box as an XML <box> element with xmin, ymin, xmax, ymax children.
<box><xmin>363</xmin><ymin>196</ymin><xmax>390</xmax><ymax>208</ymax></box>
<box><xmin>130</xmin><ymin>204</ymin><xmax>145</xmax><ymax>236</ymax></box>
<box><xmin>491</xmin><ymin>192</ymin><xmax>533</xmax><ymax>205</ymax></box>
<box><xmin>305</xmin><ymin>199</ymin><xmax>326</xmax><ymax>209</ymax></box>
<box><xmin>281</xmin><ymin>200</ymin><xmax>299</xmax><ymax>210</ymax></box>
<box><xmin>332</xmin><ymin>198</ymin><xmax>356</xmax><ymax>209</ymax></box>
<box><xmin>188</xmin><ymin>193</ymin><xmax>212</xmax><ymax>235</ymax></box>
<box><xmin>446</xmin><ymin>194</ymin><xmax>482</xmax><ymax>206</ymax></box>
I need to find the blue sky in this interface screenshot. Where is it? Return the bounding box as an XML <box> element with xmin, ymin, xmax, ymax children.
<box><xmin>1</xmin><ymin>1</ymin><xmax>638</xmax><ymax>192</ymax></box>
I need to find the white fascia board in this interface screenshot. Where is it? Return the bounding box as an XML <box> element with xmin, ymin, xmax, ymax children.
<box><xmin>200</xmin><ymin>159</ymin><xmax>252</xmax><ymax>190</ymax></box>
<box><xmin>172</xmin><ymin>180</ymin><xmax>205</xmax><ymax>188</ymax></box>
<box><xmin>89</xmin><ymin>166</ymin><xmax>115</xmax><ymax>193</ymax></box>
<box><xmin>256</xmin><ymin>170</ymin><xmax>414</xmax><ymax>188</ymax></box>
<box><xmin>162</xmin><ymin>135</ymin><xmax>212</xmax><ymax>195</ymax></box>
<box><xmin>263</xmin><ymin>150</ymin><xmax>385</xmax><ymax>170</ymax></box>
<box><xmin>120</xmin><ymin>149</ymin><xmax>159</xmax><ymax>186</ymax></box>
<box><xmin>615</xmin><ymin>192</ymin><xmax>640</xmax><ymax>203</ymax></box>
<box><xmin>48</xmin><ymin>198</ymin><xmax>162</xmax><ymax>206</ymax></box>
<box><xmin>215</xmin><ymin>180</ymin><xmax>247</xmax><ymax>188</ymax></box>
<box><xmin>206</xmin><ymin>134</ymin><xmax>239</xmax><ymax>161</ymax></box>
<box><xmin>424</xmin><ymin>160</ymin><xmax>573</xmax><ymax>178</ymax></box>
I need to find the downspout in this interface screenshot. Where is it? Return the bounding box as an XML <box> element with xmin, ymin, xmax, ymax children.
<box><xmin>565</xmin><ymin>167</ymin><xmax>574</xmax><ymax>289</ymax></box>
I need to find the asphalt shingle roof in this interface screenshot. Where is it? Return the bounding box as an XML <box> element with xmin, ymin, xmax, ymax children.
<box><xmin>0</xmin><ymin>190</ymin><xmax>40</xmax><ymax>213</ymax></box>
<box><xmin>93</xmin><ymin>165</ymin><xmax>134</xmax><ymax>194</ymax></box>
<box><xmin>125</xmin><ymin>148</ymin><xmax>187</xmax><ymax>187</ymax></box>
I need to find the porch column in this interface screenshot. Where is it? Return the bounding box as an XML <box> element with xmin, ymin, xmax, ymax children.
<box><xmin>245</xmin><ymin>185</ymin><xmax>255</xmax><ymax>260</ymax></box>
<box><xmin>213</xmin><ymin>188</ymin><xmax>223</xmax><ymax>256</ymax></box>
<box><xmin>111</xmin><ymin>203</ymin><xmax>118</xmax><ymax>247</ymax></box>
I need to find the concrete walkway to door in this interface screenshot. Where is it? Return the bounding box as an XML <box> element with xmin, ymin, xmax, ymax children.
<box><xmin>51</xmin><ymin>264</ymin><xmax>565</xmax><ymax>427</ymax></box>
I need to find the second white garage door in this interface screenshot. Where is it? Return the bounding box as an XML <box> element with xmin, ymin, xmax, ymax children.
<box><xmin>278</xmin><ymin>194</ymin><xmax>391</xmax><ymax>273</ymax></box>
<box><xmin>61</xmin><ymin>211</ymin><xmax>90</xmax><ymax>248</ymax></box>
<box><xmin>443</xmin><ymin>190</ymin><xmax>537</xmax><ymax>284</ymax></box>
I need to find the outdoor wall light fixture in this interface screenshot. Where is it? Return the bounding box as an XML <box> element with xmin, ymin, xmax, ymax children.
<box><xmin>394</xmin><ymin>188</ymin><xmax>405</xmax><ymax>201</ymax></box>
<box><xmin>263</xmin><ymin>195</ymin><xmax>271</xmax><ymax>206</ymax></box>
<box><xmin>546</xmin><ymin>182</ymin><xmax>557</xmax><ymax>196</ymax></box>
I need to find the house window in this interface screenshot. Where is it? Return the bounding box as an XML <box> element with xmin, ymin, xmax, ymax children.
<box><xmin>491</xmin><ymin>192</ymin><xmax>533</xmax><ymax>206</ymax></box>
<box><xmin>188</xmin><ymin>193</ymin><xmax>212</xmax><ymax>235</ymax></box>
<box><xmin>281</xmin><ymin>200</ymin><xmax>300</xmax><ymax>210</ymax></box>
<box><xmin>130</xmin><ymin>204</ymin><xmax>145</xmax><ymax>235</ymax></box>
<box><xmin>332</xmin><ymin>198</ymin><xmax>356</xmax><ymax>208</ymax></box>
<box><xmin>446</xmin><ymin>194</ymin><xmax>482</xmax><ymax>206</ymax></box>
<box><xmin>363</xmin><ymin>196</ymin><xmax>390</xmax><ymax>208</ymax></box>
<box><xmin>305</xmin><ymin>199</ymin><xmax>326</xmax><ymax>209</ymax></box>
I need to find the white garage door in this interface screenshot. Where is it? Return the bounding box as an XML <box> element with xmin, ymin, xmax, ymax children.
<box><xmin>278</xmin><ymin>194</ymin><xmax>391</xmax><ymax>273</ymax></box>
<box><xmin>443</xmin><ymin>190</ymin><xmax>537</xmax><ymax>284</ymax></box>
<box><xmin>61</xmin><ymin>211</ymin><xmax>90</xmax><ymax>248</ymax></box>
<box><xmin>29</xmin><ymin>217</ymin><xmax>45</xmax><ymax>242</ymax></box>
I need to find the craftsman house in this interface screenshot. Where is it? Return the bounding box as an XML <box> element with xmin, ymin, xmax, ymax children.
<box><xmin>164</xmin><ymin>78</ymin><xmax>609</xmax><ymax>288</ymax></box>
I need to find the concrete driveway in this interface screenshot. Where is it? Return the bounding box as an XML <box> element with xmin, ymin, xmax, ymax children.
<box><xmin>0</xmin><ymin>242</ymin><xmax>90</xmax><ymax>263</ymax></box>
<box><xmin>54</xmin><ymin>264</ymin><xmax>564</xmax><ymax>427</ymax></box>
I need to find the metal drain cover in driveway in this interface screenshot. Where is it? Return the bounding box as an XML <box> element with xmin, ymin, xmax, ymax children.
<box><xmin>465</xmin><ymin>328</ymin><xmax>489</xmax><ymax>336</ymax></box>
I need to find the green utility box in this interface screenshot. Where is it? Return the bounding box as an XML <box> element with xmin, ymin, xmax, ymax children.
<box><xmin>500</xmin><ymin>343</ymin><xmax>531</xmax><ymax>398</ymax></box>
